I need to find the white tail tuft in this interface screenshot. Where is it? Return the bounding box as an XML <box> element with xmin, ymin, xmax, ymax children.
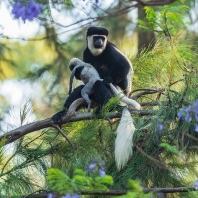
<box><xmin>115</xmin><ymin>108</ymin><xmax>135</xmax><ymax>170</ymax></box>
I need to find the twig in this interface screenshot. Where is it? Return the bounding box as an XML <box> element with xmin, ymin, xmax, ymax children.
<box><xmin>131</xmin><ymin>88</ymin><xmax>165</xmax><ymax>94</ymax></box>
<box><xmin>189</xmin><ymin>146</ymin><xmax>198</xmax><ymax>150</ymax></box>
<box><xmin>185</xmin><ymin>133</ymin><xmax>198</xmax><ymax>142</ymax></box>
<box><xmin>135</xmin><ymin>145</ymin><xmax>171</xmax><ymax>171</ymax></box>
<box><xmin>130</xmin><ymin>88</ymin><xmax>165</xmax><ymax>99</ymax></box>
<box><xmin>140</xmin><ymin>101</ymin><xmax>159</xmax><ymax>106</ymax></box>
<box><xmin>169</xmin><ymin>79</ymin><xmax>184</xmax><ymax>87</ymax></box>
<box><xmin>22</xmin><ymin>190</ymin><xmax>50</xmax><ymax>198</ymax></box>
<box><xmin>52</xmin><ymin>124</ymin><xmax>76</xmax><ymax>151</ymax></box>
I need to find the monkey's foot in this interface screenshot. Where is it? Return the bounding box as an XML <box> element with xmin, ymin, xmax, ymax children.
<box><xmin>51</xmin><ymin>109</ymin><xmax>66</xmax><ymax>123</ymax></box>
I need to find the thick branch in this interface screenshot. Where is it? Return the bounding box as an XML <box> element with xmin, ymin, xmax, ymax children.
<box><xmin>23</xmin><ymin>186</ymin><xmax>197</xmax><ymax>197</ymax></box>
<box><xmin>136</xmin><ymin>0</ymin><xmax>176</xmax><ymax>6</ymax></box>
<box><xmin>0</xmin><ymin>98</ymin><xmax>154</xmax><ymax>145</ymax></box>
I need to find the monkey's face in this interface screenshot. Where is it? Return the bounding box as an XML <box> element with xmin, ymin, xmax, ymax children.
<box><xmin>87</xmin><ymin>35</ymin><xmax>107</xmax><ymax>56</ymax></box>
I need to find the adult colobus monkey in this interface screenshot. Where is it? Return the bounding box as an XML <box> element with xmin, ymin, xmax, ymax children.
<box><xmin>52</xmin><ymin>26</ymin><xmax>138</xmax><ymax>169</ymax></box>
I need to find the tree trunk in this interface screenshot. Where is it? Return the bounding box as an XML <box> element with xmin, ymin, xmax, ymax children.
<box><xmin>138</xmin><ymin>7</ymin><xmax>156</xmax><ymax>53</ymax></box>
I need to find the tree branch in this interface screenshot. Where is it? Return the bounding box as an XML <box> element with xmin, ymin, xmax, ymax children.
<box><xmin>136</xmin><ymin>0</ymin><xmax>176</xmax><ymax>6</ymax></box>
<box><xmin>23</xmin><ymin>186</ymin><xmax>197</xmax><ymax>197</ymax></box>
<box><xmin>0</xmin><ymin>98</ymin><xmax>155</xmax><ymax>145</ymax></box>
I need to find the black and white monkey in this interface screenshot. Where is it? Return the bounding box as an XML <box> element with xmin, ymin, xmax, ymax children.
<box><xmin>84</xmin><ymin>26</ymin><xmax>133</xmax><ymax>96</ymax></box>
<box><xmin>68</xmin><ymin>58</ymin><xmax>141</xmax><ymax>113</ymax></box>
<box><xmin>68</xmin><ymin>58</ymin><xmax>141</xmax><ymax>169</ymax></box>
<box><xmin>52</xmin><ymin>26</ymin><xmax>138</xmax><ymax>169</ymax></box>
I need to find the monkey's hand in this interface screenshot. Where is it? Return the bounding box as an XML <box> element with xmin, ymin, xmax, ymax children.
<box><xmin>51</xmin><ymin>109</ymin><xmax>66</xmax><ymax>123</ymax></box>
<box><xmin>103</xmin><ymin>76</ymin><xmax>113</xmax><ymax>85</ymax></box>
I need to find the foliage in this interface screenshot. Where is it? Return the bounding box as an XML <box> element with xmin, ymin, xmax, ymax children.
<box><xmin>47</xmin><ymin>166</ymin><xmax>153</xmax><ymax>197</ymax></box>
<box><xmin>118</xmin><ymin>180</ymin><xmax>152</xmax><ymax>198</ymax></box>
<box><xmin>138</xmin><ymin>1</ymin><xmax>188</xmax><ymax>38</ymax></box>
<box><xmin>47</xmin><ymin>161</ymin><xmax>114</xmax><ymax>196</ymax></box>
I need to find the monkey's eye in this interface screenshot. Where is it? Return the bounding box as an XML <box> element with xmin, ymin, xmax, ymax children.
<box><xmin>93</xmin><ymin>36</ymin><xmax>105</xmax><ymax>41</ymax></box>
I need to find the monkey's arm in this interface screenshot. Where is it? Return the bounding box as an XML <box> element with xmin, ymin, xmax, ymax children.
<box><xmin>69</xmin><ymin>64</ymin><xmax>85</xmax><ymax>95</ymax></box>
<box><xmin>103</xmin><ymin>45</ymin><xmax>132</xmax><ymax>85</ymax></box>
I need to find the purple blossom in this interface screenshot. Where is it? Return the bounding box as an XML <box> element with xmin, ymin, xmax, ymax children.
<box><xmin>184</xmin><ymin>105</ymin><xmax>192</xmax><ymax>122</ymax></box>
<box><xmin>12</xmin><ymin>0</ymin><xmax>44</xmax><ymax>22</ymax></box>
<box><xmin>193</xmin><ymin>100</ymin><xmax>198</xmax><ymax>121</ymax></box>
<box><xmin>193</xmin><ymin>179</ymin><xmax>198</xmax><ymax>190</ymax></box>
<box><xmin>99</xmin><ymin>166</ymin><xmax>106</xmax><ymax>176</ymax></box>
<box><xmin>177</xmin><ymin>108</ymin><xmax>186</xmax><ymax>120</ymax></box>
<box><xmin>156</xmin><ymin>120</ymin><xmax>163</xmax><ymax>133</ymax></box>
<box><xmin>87</xmin><ymin>159</ymin><xmax>106</xmax><ymax>177</ymax></box>
<box><xmin>195</xmin><ymin>125</ymin><xmax>198</xmax><ymax>132</ymax></box>
<box><xmin>62</xmin><ymin>194</ymin><xmax>80</xmax><ymax>198</ymax></box>
<box><xmin>177</xmin><ymin>101</ymin><xmax>198</xmax><ymax>132</ymax></box>
<box><xmin>88</xmin><ymin>162</ymin><xmax>97</xmax><ymax>171</ymax></box>
<box><xmin>47</xmin><ymin>193</ymin><xmax>53</xmax><ymax>198</ymax></box>
<box><xmin>177</xmin><ymin>106</ymin><xmax>192</xmax><ymax>122</ymax></box>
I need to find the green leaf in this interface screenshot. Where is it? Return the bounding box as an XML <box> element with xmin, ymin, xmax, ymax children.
<box><xmin>159</xmin><ymin>143</ymin><xmax>178</xmax><ymax>154</ymax></box>
<box><xmin>47</xmin><ymin>168</ymin><xmax>73</xmax><ymax>194</ymax></box>
<box><xmin>72</xmin><ymin>175</ymin><xmax>90</xmax><ymax>185</ymax></box>
<box><xmin>128</xmin><ymin>180</ymin><xmax>143</xmax><ymax>193</ymax></box>
<box><xmin>95</xmin><ymin>175</ymin><xmax>114</xmax><ymax>186</ymax></box>
<box><xmin>74</xmin><ymin>168</ymin><xmax>86</xmax><ymax>176</ymax></box>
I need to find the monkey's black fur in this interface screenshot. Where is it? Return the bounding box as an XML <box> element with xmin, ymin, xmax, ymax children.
<box><xmin>83</xmin><ymin>42</ymin><xmax>130</xmax><ymax>91</ymax></box>
<box><xmin>91</xmin><ymin>80</ymin><xmax>113</xmax><ymax>114</ymax></box>
<box><xmin>87</xmin><ymin>26</ymin><xmax>108</xmax><ymax>36</ymax></box>
<box><xmin>52</xmin><ymin>26</ymin><xmax>131</xmax><ymax>123</ymax></box>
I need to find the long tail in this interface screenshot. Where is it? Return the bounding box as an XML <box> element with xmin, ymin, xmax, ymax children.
<box><xmin>109</xmin><ymin>83</ymin><xmax>141</xmax><ymax>110</ymax></box>
<box><xmin>115</xmin><ymin>108</ymin><xmax>135</xmax><ymax>170</ymax></box>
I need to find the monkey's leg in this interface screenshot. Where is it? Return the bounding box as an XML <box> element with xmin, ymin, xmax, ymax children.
<box><xmin>116</xmin><ymin>78</ymin><xmax>128</xmax><ymax>95</ymax></box>
<box><xmin>92</xmin><ymin>80</ymin><xmax>113</xmax><ymax>114</ymax></box>
<box><xmin>52</xmin><ymin>85</ymin><xmax>84</xmax><ymax>123</ymax></box>
<box><xmin>69</xmin><ymin>64</ymin><xmax>84</xmax><ymax>94</ymax></box>
<box><xmin>81</xmin><ymin>81</ymin><xmax>95</xmax><ymax>112</ymax></box>
<box><xmin>81</xmin><ymin>90</ymin><xmax>92</xmax><ymax>112</ymax></box>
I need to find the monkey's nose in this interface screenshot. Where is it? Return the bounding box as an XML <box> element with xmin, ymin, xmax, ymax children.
<box><xmin>94</xmin><ymin>39</ymin><xmax>103</xmax><ymax>48</ymax></box>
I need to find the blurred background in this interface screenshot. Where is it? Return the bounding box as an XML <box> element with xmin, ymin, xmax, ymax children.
<box><xmin>1</xmin><ymin>0</ymin><xmax>198</xmax><ymax>197</ymax></box>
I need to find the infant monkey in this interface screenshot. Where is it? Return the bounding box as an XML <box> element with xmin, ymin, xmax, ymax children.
<box><xmin>68</xmin><ymin>58</ymin><xmax>141</xmax><ymax>113</ymax></box>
